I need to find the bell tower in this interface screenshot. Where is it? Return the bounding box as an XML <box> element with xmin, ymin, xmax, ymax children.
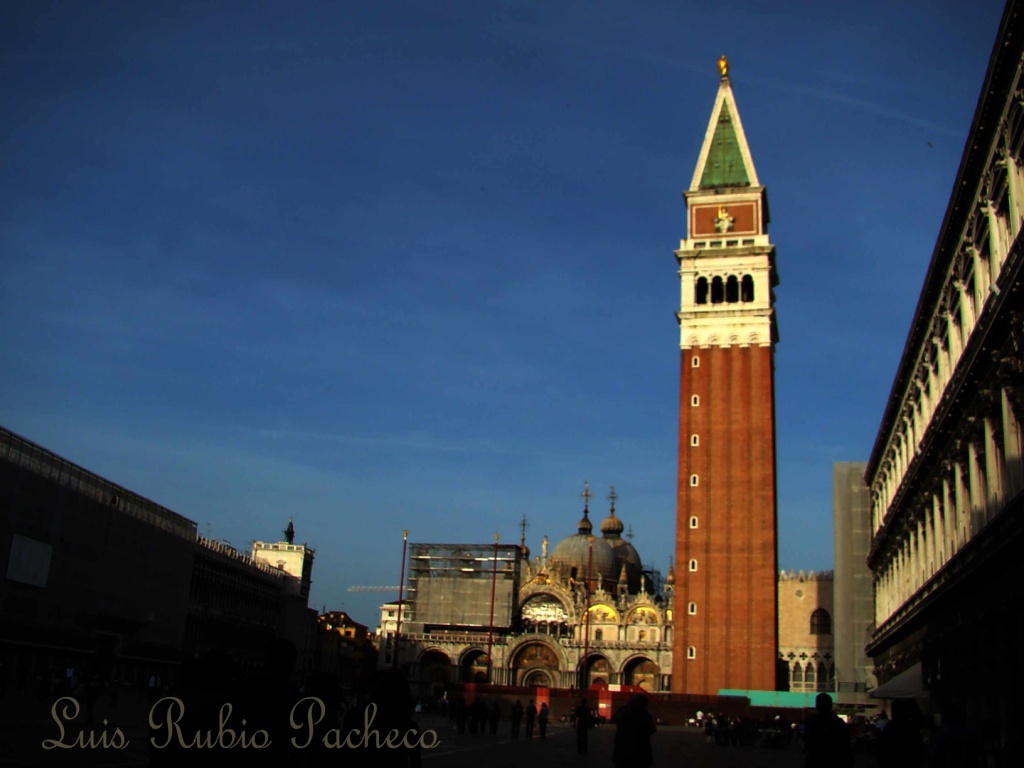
<box><xmin>671</xmin><ymin>57</ymin><xmax>779</xmax><ymax>695</ymax></box>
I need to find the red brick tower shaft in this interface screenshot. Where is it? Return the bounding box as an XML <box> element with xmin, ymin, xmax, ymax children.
<box><xmin>671</xmin><ymin>58</ymin><xmax>780</xmax><ymax>695</ymax></box>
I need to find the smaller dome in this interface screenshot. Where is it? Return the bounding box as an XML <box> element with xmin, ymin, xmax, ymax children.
<box><xmin>600</xmin><ymin>510</ymin><xmax>624</xmax><ymax>537</ymax></box>
<box><xmin>577</xmin><ymin>507</ymin><xmax>593</xmax><ymax>535</ymax></box>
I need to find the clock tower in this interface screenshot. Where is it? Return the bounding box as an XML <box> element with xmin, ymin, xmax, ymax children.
<box><xmin>671</xmin><ymin>58</ymin><xmax>780</xmax><ymax>695</ymax></box>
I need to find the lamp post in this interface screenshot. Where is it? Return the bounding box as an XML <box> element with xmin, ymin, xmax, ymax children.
<box><xmin>487</xmin><ymin>533</ymin><xmax>499</xmax><ymax>684</ymax></box>
<box><xmin>393</xmin><ymin>529</ymin><xmax>409</xmax><ymax>670</ymax></box>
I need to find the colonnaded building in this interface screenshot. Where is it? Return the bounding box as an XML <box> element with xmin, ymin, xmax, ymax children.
<box><xmin>864</xmin><ymin>0</ymin><xmax>1023</xmax><ymax>752</ymax></box>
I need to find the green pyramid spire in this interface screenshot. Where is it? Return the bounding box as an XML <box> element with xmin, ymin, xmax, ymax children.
<box><xmin>698</xmin><ymin>101</ymin><xmax>750</xmax><ymax>189</ymax></box>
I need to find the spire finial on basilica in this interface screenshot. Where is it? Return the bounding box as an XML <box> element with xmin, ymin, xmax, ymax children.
<box><xmin>608</xmin><ymin>485</ymin><xmax>618</xmax><ymax>514</ymax></box>
<box><xmin>580</xmin><ymin>480</ymin><xmax>592</xmax><ymax>510</ymax></box>
<box><xmin>519</xmin><ymin>513</ymin><xmax>529</xmax><ymax>548</ymax></box>
<box><xmin>717</xmin><ymin>55</ymin><xmax>728</xmax><ymax>79</ymax></box>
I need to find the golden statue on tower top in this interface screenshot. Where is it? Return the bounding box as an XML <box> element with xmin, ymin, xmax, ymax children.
<box><xmin>718</xmin><ymin>55</ymin><xmax>728</xmax><ymax>77</ymax></box>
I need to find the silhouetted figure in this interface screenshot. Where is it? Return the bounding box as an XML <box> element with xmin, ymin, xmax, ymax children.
<box><xmin>302</xmin><ymin>672</ymin><xmax>344</xmax><ymax>768</ymax></box>
<box><xmin>83</xmin><ymin>668</ymin><xmax>103</xmax><ymax>725</ymax></box>
<box><xmin>510</xmin><ymin>699</ymin><xmax>524</xmax><ymax>738</ymax></box>
<box><xmin>612</xmin><ymin>693</ymin><xmax>656</xmax><ymax>768</ymax></box>
<box><xmin>341</xmin><ymin>668</ymin><xmax>422</xmax><ymax>767</ymax></box>
<box><xmin>149</xmin><ymin>648</ymin><xmax>239</xmax><ymax>768</ymax></box>
<box><xmin>525</xmin><ymin>700</ymin><xmax>537</xmax><ymax>738</ymax></box>
<box><xmin>489</xmin><ymin>700</ymin><xmax>500</xmax><ymax>735</ymax></box>
<box><xmin>803</xmin><ymin>693</ymin><xmax>852</xmax><ymax>768</ymax></box>
<box><xmin>574</xmin><ymin>698</ymin><xmax>592</xmax><ymax>753</ymax></box>
<box><xmin>473</xmin><ymin>697</ymin><xmax>488</xmax><ymax>735</ymax></box>
<box><xmin>538</xmin><ymin>703</ymin><xmax>549</xmax><ymax>738</ymax></box>
<box><xmin>878</xmin><ymin>698</ymin><xmax>923</xmax><ymax>768</ymax></box>
<box><xmin>455</xmin><ymin>698</ymin><xmax>467</xmax><ymax>735</ymax></box>
<box><xmin>237</xmin><ymin>637</ymin><xmax>300</xmax><ymax>767</ymax></box>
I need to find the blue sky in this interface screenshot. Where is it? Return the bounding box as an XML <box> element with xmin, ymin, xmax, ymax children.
<box><xmin>1</xmin><ymin>0</ymin><xmax>1007</xmax><ymax>625</ymax></box>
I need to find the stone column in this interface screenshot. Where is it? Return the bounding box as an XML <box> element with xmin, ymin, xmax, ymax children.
<box><xmin>996</xmin><ymin>147</ymin><xmax>1023</xmax><ymax>239</ymax></box>
<box><xmin>981</xmin><ymin>199</ymin><xmax>1006</xmax><ymax>282</ymax></box>
<box><xmin>931</xmin><ymin>492</ymin><xmax>945</xmax><ymax>569</ymax></box>
<box><xmin>953</xmin><ymin>459</ymin><xmax>968</xmax><ymax>549</ymax></box>
<box><xmin>955</xmin><ymin>280</ymin><xmax>976</xmax><ymax>339</ymax></box>
<box><xmin>966</xmin><ymin>435</ymin><xmax>985</xmax><ymax>534</ymax></box>
<box><xmin>983</xmin><ymin>411</ymin><xmax>1004</xmax><ymax>514</ymax></box>
<box><xmin>942</xmin><ymin>472</ymin><xmax>955</xmax><ymax>558</ymax></box>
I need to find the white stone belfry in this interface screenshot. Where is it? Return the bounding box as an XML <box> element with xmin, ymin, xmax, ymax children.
<box><xmin>675</xmin><ymin>66</ymin><xmax>778</xmax><ymax>350</ymax></box>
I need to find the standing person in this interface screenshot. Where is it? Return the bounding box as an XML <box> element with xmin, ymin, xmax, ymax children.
<box><xmin>574</xmin><ymin>698</ymin><xmax>592</xmax><ymax>754</ymax></box>
<box><xmin>803</xmin><ymin>693</ymin><xmax>852</xmax><ymax>768</ymax></box>
<box><xmin>510</xmin><ymin>700</ymin><xmax>524</xmax><ymax>739</ymax></box>
<box><xmin>525</xmin><ymin>700</ymin><xmax>537</xmax><ymax>738</ymax></box>
<box><xmin>538</xmin><ymin>703</ymin><xmax>549</xmax><ymax>738</ymax></box>
<box><xmin>489</xmin><ymin>700</ymin><xmax>500</xmax><ymax>735</ymax></box>
<box><xmin>613</xmin><ymin>694</ymin><xmax>656</xmax><ymax>768</ymax></box>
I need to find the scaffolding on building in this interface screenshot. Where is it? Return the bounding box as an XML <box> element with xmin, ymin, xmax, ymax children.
<box><xmin>405</xmin><ymin>543</ymin><xmax>523</xmax><ymax>629</ymax></box>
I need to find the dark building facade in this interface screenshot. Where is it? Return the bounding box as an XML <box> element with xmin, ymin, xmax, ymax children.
<box><xmin>864</xmin><ymin>0</ymin><xmax>1023</xmax><ymax>753</ymax></box>
<box><xmin>1</xmin><ymin>426</ymin><xmax>312</xmax><ymax>686</ymax></box>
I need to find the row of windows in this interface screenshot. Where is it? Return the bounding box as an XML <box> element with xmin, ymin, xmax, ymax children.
<box><xmin>694</xmin><ymin>275</ymin><xmax>755</xmax><ymax>304</ymax></box>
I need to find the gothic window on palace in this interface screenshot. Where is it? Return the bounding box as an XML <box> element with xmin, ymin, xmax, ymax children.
<box><xmin>741</xmin><ymin>274</ymin><xmax>754</xmax><ymax>302</ymax></box>
<box><xmin>805</xmin><ymin>662</ymin><xmax>816</xmax><ymax>687</ymax></box>
<box><xmin>817</xmin><ymin>662</ymin><xmax>829</xmax><ymax>691</ymax></box>
<box><xmin>810</xmin><ymin>608</ymin><xmax>832</xmax><ymax>635</ymax></box>
<box><xmin>726</xmin><ymin>275</ymin><xmax>739</xmax><ymax>303</ymax></box>
<box><xmin>695</xmin><ymin>277</ymin><xmax>709</xmax><ymax>304</ymax></box>
<box><xmin>792</xmin><ymin>662</ymin><xmax>803</xmax><ymax>686</ymax></box>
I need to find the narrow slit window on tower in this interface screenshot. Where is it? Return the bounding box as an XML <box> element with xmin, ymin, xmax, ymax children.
<box><xmin>689</xmin><ymin>516</ymin><xmax>698</xmax><ymax>529</ymax></box>
<box><xmin>690</xmin><ymin>434</ymin><xmax>699</xmax><ymax>447</ymax></box>
<box><xmin>726</xmin><ymin>275</ymin><xmax>739</xmax><ymax>303</ymax></box>
<box><xmin>711</xmin><ymin>276</ymin><xmax>724</xmax><ymax>303</ymax></box>
<box><xmin>687</xmin><ymin>646</ymin><xmax>696</xmax><ymax>660</ymax></box>
<box><xmin>689</xmin><ymin>559</ymin><xmax>698</xmax><ymax>572</ymax></box>
<box><xmin>692</xmin><ymin>355</ymin><xmax>700</xmax><ymax>368</ymax></box>
<box><xmin>741</xmin><ymin>274</ymin><xmax>755</xmax><ymax>302</ymax></box>
<box><xmin>690</xmin><ymin>474</ymin><xmax>699</xmax><ymax>487</ymax></box>
<box><xmin>688</xmin><ymin>602</ymin><xmax>697</xmax><ymax>615</ymax></box>
<box><xmin>695</xmin><ymin>277</ymin><xmax>708</xmax><ymax>305</ymax></box>
<box><xmin>691</xmin><ymin>395</ymin><xmax>699</xmax><ymax>407</ymax></box>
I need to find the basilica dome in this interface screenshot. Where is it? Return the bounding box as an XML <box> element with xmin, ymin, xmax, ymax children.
<box><xmin>549</xmin><ymin>507</ymin><xmax>618</xmax><ymax>585</ymax></box>
<box><xmin>600</xmin><ymin>508</ymin><xmax>643</xmax><ymax>592</ymax></box>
